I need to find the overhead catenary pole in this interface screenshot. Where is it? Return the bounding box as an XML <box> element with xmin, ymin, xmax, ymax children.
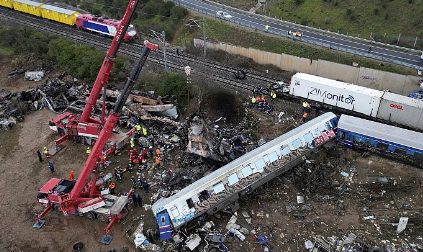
<box><xmin>203</xmin><ymin>17</ymin><xmax>206</xmax><ymax>59</ymax></box>
<box><xmin>162</xmin><ymin>31</ymin><xmax>167</xmax><ymax>70</ymax></box>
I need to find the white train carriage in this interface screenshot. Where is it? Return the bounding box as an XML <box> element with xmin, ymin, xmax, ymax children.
<box><xmin>289</xmin><ymin>73</ymin><xmax>383</xmax><ymax>117</ymax></box>
<box><xmin>152</xmin><ymin>112</ymin><xmax>338</xmax><ymax>240</ymax></box>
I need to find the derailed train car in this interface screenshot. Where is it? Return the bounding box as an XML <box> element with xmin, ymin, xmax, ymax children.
<box><xmin>337</xmin><ymin>114</ymin><xmax>423</xmax><ymax>166</ymax></box>
<box><xmin>152</xmin><ymin>113</ymin><xmax>338</xmax><ymax>240</ymax></box>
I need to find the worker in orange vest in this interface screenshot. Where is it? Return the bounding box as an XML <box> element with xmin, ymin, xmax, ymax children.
<box><xmin>68</xmin><ymin>170</ymin><xmax>75</xmax><ymax>180</ymax></box>
<box><xmin>155</xmin><ymin>148</ymin><xmax>161</xmax><ymax>158</ymax></box>
<box><xmin>302</xmin><ymin>112</ymin><xmax>308</xmax><ymax>122</ymax></box>
<box><xmin>155</xmin><ymin>156</ymin><xmax>161</xmax><ymax>168</ymax></box>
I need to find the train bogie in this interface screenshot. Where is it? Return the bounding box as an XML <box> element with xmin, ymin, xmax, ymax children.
<box><xmin>40</xmin><ymin>4</ymin><xmax>80</xmax><ymax>26</ymax></box>
<box><xmin>377</xmin><ymin>92</ymin><xmax>423</xmax><ymax>130</ymax></box>
<box><xmin>0</xmin><ymin>0</ymin><xmax>13</xmax><ymax>9</ymax></box>
<box><xmin>12</xmin><ymin>0</ymin><xmax>42</xmax><ymax>17</ymax></box>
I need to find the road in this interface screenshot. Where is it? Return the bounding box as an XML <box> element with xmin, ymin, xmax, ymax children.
<box><xmin>173</xmin><ymin>0</ymin><xmax>423</xmax><ymax>71</ymax></box>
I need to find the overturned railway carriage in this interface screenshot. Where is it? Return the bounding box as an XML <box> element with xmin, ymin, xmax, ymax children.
<box><xmin>337</xmin><ymin>115</ymin><xmax>423</xmax><ymax>165</ymax></box>
<box><xmin>152</xmin><ymin>113</ymin><xmax>338</xmax><ymax>239</ymax></box>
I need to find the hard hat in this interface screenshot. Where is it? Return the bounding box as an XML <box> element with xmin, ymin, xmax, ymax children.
<box><xmin>132</xmin><ymin>175</ymin><xmax>135</xmax><ymax>178</ymax></box>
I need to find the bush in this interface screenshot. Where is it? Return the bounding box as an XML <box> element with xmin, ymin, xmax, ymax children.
<box><xmin>346</xmin><ymin>9</ymin><xmax>353</xmax><ymax>15</ymax></box>
<box><xmin>374</xmin><ymin>8</ymin><xmax>379</xmax><ymax>15</ymax></box>
<box><xmin>156</xmin><ymin>72</ymin><xmax>190</xmax><ymax>104</ymax></box>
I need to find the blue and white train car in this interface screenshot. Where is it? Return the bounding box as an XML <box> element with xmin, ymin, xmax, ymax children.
<box><xmin>152</xmin><ymin>113</ymin><xmax>338</xmax><ymax>240</ymax></box>
<box><xmin>337</xmin><ymin>115</ymin><xmax>423</xmax><ymax>164</ymax></box>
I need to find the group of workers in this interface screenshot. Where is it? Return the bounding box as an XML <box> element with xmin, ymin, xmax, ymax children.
<box><xmin>302</xmin><ymin>100</ymin><xmax>321</xmax><ymax>122</ymax></box>
<box><xmin>250</xmin><ymin>85</ymin><xmax>276</xmax><ymax>113</ymax></box>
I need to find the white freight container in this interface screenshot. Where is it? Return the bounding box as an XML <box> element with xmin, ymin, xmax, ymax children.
<box><xmin>377</xmin><ymin>92</ymin><xmax>423</xmax><ymax>130</ymax></box>
<box><xmin>289</xmin><ymin>73</ymin><xmax>383</xmax><ymax>117</ymax></box>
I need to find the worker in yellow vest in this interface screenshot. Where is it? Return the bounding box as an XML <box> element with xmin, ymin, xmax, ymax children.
<box><xmin>251</xmin><ymin>96</ymin><xmax>256</xmax><ymax>107</ymax></box>
<box><xmin>43</xmin><ymin>146</ymin><xmax>50</xmax><ymax>158</ymax></box>
<box><xmin>86</xmin><ymin>147</ymin><xmax>91</xmax><ymax>155</ymax></box>
<box><xmin>270</xmin><ymin>90</ymin><xmax>276</xmax><ymax>101</ymax></box>
<box><xmin>265</xmin><ymin>25</ymin><xmax>269</xmax><ymax>32</ymax></box>
<box><xmin>142</xmin><ymin>126</ymin><xmax>147</xmax><ymax>136</ymax></box>
<box><xmin>130</xmin><ymin>138</ymin><xmax>135</xmax><ymax>148</ymax></box>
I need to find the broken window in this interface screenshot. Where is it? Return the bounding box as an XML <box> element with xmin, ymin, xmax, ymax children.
<box><xmin>186</xmin><ymin>198</ymin><xmax>195</xmax><ymax>209</ymax></box>
<box><xmin>303</xmin><ymin>133</ymin><xmax>314</xmax><ymax>144</ymax></box>
<box><xmin>241</xmin><ymin>165</ymin><xmax>253</xmax><ymax>177</ymax></box>
<box><xmin>213</xmin><ymin>182</ymin><xmax>225</xmax><ymax>194</ymax></box>
<box><xmin>227</xmin><ymin>173</ymin><xmax>239</xmax><ymax>186</ymax></box>
<box><xmin>376</xmin><ymin>142</ymin><xmax>389</xmax><ymax>151</ymax></box>
<box><xmin>170</xmin><ymin>206</ymin><xmax>180</xmax><ymax>218</ymax></box>
<box><xmin>254</xmin><ymin>159</ymin><xmax>266</xmax><ymax>172</ymax></box>
<box><xmin>292</xmin><ymin>138</ymin><xmax>303</xmax><ymax>150</ymax></box>
<box><xmin>199</xmin><ymin>190</ymin><xmax>211</xmax><ymax>202</ymax></box>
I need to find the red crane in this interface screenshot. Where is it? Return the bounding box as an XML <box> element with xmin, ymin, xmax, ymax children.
<box><xmin>49</xmin><ymin>0</ymin><xmax>142</xmax><ymax>154</ymax></box>
<box><xmin>34</xmin><ymin>41</ymin><xmax>158</xmax><ymax>244</ymax></box>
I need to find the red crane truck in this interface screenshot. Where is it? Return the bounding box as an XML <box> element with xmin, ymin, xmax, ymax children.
<box><xmin>48</xmin><ymin>0</ymin><xmax>141</xmax><ymax>156</ymax></box>
<box><xmin>34</xmin><ymin>40</ymin><xmax>158</xmax><ymax>244</ymax></box>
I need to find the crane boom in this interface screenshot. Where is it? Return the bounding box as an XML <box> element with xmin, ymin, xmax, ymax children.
<box><xmin>71</xmin><ymin>41</ymin><xmax>158</xmax><ymax>198</ymax></box>
<box><xmin>80</xmin><ymin>0</ymin><xmax>141</xmax><ymax>122</ymax></box>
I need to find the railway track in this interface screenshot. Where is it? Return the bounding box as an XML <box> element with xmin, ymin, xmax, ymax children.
<box><xmin>0</xmin><ymin>7</ymin><xmax>281</xmax><ymax>93</ymax></box>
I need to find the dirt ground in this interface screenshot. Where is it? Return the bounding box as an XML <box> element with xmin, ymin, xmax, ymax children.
<box><xmin>1</xmin><ymin>54</ymin><xmax>423</xmax><ymax>252</ymax></box>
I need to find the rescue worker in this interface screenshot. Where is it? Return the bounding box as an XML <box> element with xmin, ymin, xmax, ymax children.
<box><xmin>142</xmin><ymin>126</ymin><xmax>148</xmax><ymax>136</ymax></box>
<box><xmin>155</xmin><ymin>147</ymin><xmax>161</xmax><ymax>158</ymax></box>
<box><xmin>143</xmin><ymin>180</ymin><xmax>150</xmax><ymax>193</ymax></box>
<box><xmin>270</xmin><ymin>90</ymin><xmax>276</xmax><ymax>102</ymax></box>
<box><xmin>127</xmin><ymin>162</ymin><xmax>134</xmax><ymax>174</ymax></box>
<box><xmin>109</xmin><ymin>182</ymin><xmax>115</xmax><ymax>195</ymax></box>
<box><xmin>148</xmin><ymin>146</ymin><xmax>154</xmax><ymax>157</ymax></box>
<box><xmin>142</xmin><ymin>148</ymin><xmax>148</xmax><ymax>159</ymax></box>
<box><xmin>155</xmin><ymin>156</ymin><xmax>161</xmax><ymax>168</ymax></box>
<box><xmin>253</xmin><ymin>87</ymin><xmax>257</xmax><ymax>96</ymax></box>
<box><xmin>261</xmin><ymin>94</ymin><xmax>265</xmax><ymax>102</ymax></box>
<box><xmin>302</xmin><ymin>101</ymin><xmax>308</xmax><ymax>112</ymax></box>
<box><xmin>307</xmin><ymin>102</ymin><xmax>311</xmax><ymax>113</ymax></box>
<box><xmin>256</xmin><ymin>95</ymin><xmax>261</xmax><ymax>102</ymax></box>
<box><xmin>131</xmin><ymin>175</ymin><xmax>137</xmax><ymax>187</ymax></box>
<box><xmin>265</xmin><ymin>25</ymin><xmax>269</xmax><ymax>32</ymax></box>
<box><xmin>114</xmin><ymin>167</ymin><xmax>119</xmax><ymax>180</ymax></box>
<box><xmin>86</xmin><ymin>147</ymin><xmax>91</xmax><ymax>155</ymax></box>
<box><xmin>132</xmin><ymin>192</ymin><xmax>139</xmax><ymax>206</ymax></box>
<box><xmin>43</xmin><ymin>146</ymin><xmax>50</xmax><ymax>158</ymax></box>
<box><xmin>37</xmin><ymin>149</ymin><xmax>43</xmax><ymax>162</ymax></box>
<box><xmin>135</xmin><ymin>124</ymin><xmax>141</xmax><ymax>136</ymax></box>
<box><xmin>130</xmin><ymin>138</ymin><xmax>135</xmax><ymax>148</ymax></box>
<box><xmin>68</xmin><ymin>169</ymin><xmax>75</xmax><ymax>180</ymax></box>
<box><xmin>302</xmin><ymin>111</ymin><xmax>308</xmax><ymax>122</ymax></box>
<box><xmin>116</xmin><ymin>168</ymin><xmax>123</xmax><ymax>183</ymax></box>
<box><xmin>251</xmin><ymin>96</ymin><xmax>256</xmax><ymax>107</ymax></box>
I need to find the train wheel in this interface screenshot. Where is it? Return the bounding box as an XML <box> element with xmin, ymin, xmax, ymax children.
<box><xmin>97</xmin><ymin>214</ymin><xmax>109</xmax><ymax>223</ymax></box>
<box><xmin>84</xmin><ymin>212</ymin><xmax>96</xmax><ymax>220</ymax></box>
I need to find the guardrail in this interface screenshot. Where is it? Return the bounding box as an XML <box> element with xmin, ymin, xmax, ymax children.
<box><xmin>172</xmin><ymin>0</ymin><xmax>423</xmax><ymax>71</ymax></box>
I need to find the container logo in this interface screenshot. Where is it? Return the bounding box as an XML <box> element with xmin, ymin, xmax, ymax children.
<box><xmin>309</xmin><ymin>87</ymin><xmax>355</xmax><ymax>104</ymax></box>
<box><xmin>390</xmin><ymin>103</ymin><xmax>403</xmax><ymax>110</ymax></box>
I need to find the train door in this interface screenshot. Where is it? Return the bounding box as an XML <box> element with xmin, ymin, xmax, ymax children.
<box><xmin>157</xmin><ymin>212</ymin><xmax>172</xmax><ymax>240</ymax></box>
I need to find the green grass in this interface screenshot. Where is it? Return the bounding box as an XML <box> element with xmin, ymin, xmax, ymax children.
<box><xmin>0</xmin><ymin>46</ymin><xmax>15</xmax><ymax>56</ymax></box>
<box><xmin>176</xmin><ymin>18</ymin><xmax>415</xmax><ymax>75</ymax></box>
<box><xmin>263</xmin><ymin>0</ymin><xmax>423</xmax><ymax>49</ymax></box>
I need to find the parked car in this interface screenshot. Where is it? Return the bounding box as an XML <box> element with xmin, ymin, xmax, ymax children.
<box><xmin>216</xmin><ymin>11</ymin><xmax>233</xmax><ymax>19</ymax></box>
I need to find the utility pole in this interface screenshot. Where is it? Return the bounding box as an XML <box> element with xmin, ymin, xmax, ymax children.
<box><xmin>162</xmin><ymin>31</ymin><xmax>167</xmax><ymax>71</ymax></box>
<box><xmin>203</xmin><ymin>17</ymin><xmax>206</xmax><ymax>59</ymax></box>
